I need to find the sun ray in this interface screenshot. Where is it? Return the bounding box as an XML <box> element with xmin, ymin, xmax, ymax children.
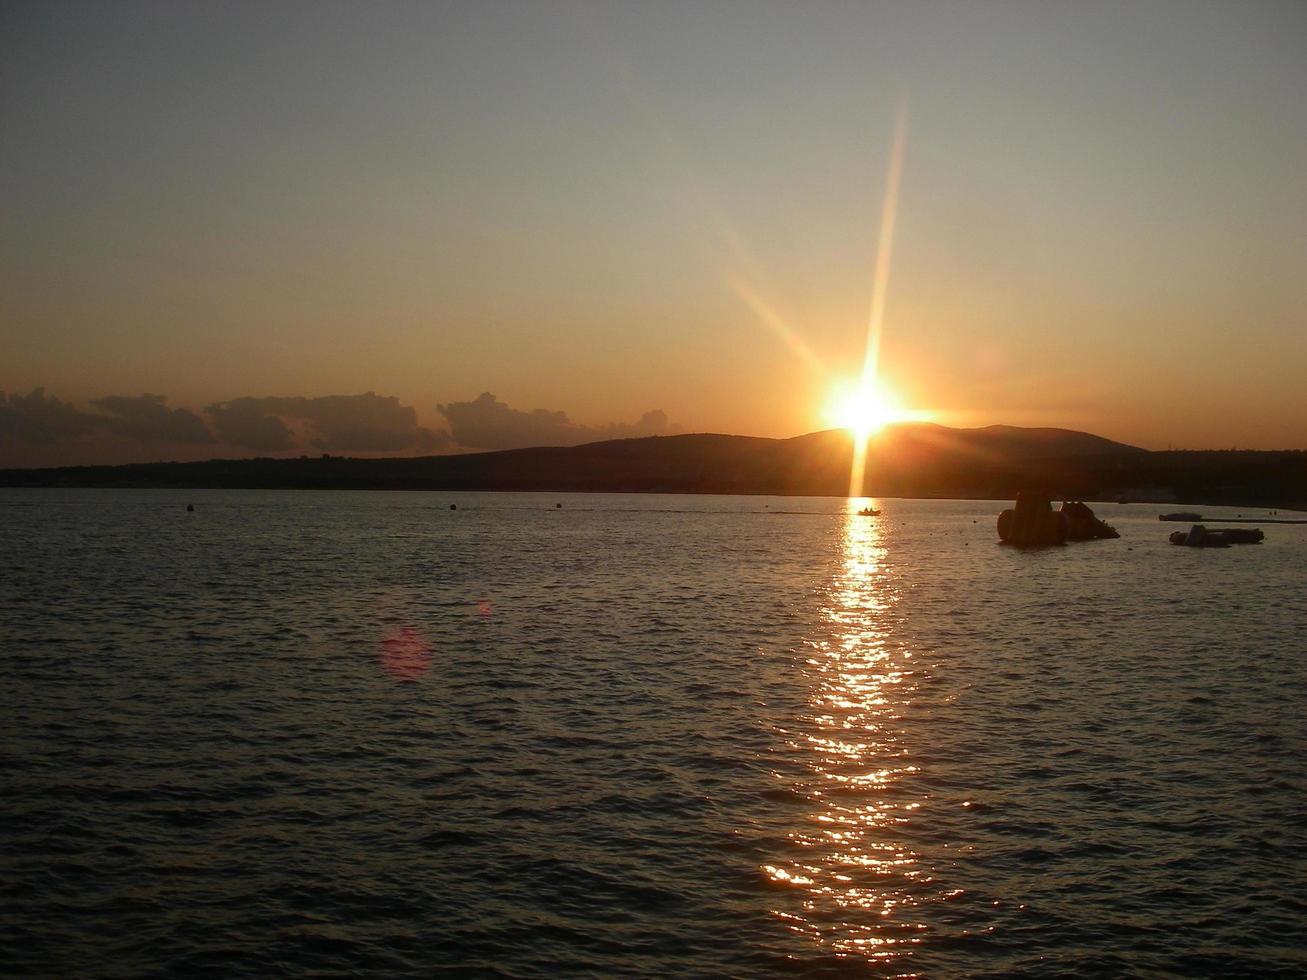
<box><xmin>730</xmin><ymin>277</ymin><xmax>826</xmax><ymax>376</ymax></box>
<box><xmin>850</xmin><ymin>96</ymin><xmax>910</xmax><ymax>499</ymax></box>
<box><xmin>829</xmin><ymin>379</ymin><xmax>908</xmax><ymax>441</ymax></box>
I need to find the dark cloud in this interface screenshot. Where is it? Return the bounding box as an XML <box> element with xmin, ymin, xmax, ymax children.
<box><xmin>414</xmin><ymin>426</ymin><xmax>450</xmax><ymax>453</ymax></box>
<box><xmin>205</xmin><ymin>398</ymin><xmax>298</xmax><ymax>451</ymax></box>
<box><xmin>438</xmin><ymin>392</ymin><xmax>678</xmax><ymax>451</ymax></box>
<box><xmin>205</xmin><ymin>392</ymin><xmax>448</xmax><ymax>453</ymax></box>
<box><xmin>0</xmin><ymin>388</ymin><xmax>96</xmax><ymax>445</ymax></box>
<box><xmin>89</xmin><ymin>394</ymin><xmax>215</xmax><ymax>444</ymax></box>
<box><xmin>4</xmin><ymin>387</ymin><xmax>656</xmax><ymax>463</ymax></box>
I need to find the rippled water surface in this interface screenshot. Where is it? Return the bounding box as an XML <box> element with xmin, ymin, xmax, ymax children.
<box><xmin>3</xmin><ymin>490</ymin><xmax>1305</xmax><ymax>976</ymax></box>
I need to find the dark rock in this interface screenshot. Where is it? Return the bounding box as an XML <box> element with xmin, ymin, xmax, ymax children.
<box><xmin>1060</xmin><ymin>500</ymin><xmax>1120</xmax><ymax>540</ymax></box>
<box><xmin>997</xmin><ymin>492</ymin><xmax>1067</xmax><ymax>546</ymax></box>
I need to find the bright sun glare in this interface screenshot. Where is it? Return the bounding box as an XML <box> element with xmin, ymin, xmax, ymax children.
<box><xmin>828</xmin><ymin>380</ymin><xmax>914</xmax><ymax>440</ymax></box>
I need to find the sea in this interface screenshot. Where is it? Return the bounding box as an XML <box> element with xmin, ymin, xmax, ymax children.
<box><xmin>2</xmin><ymin>489</ymin><xmax>1304</xmax><ymax>977</ymax></box>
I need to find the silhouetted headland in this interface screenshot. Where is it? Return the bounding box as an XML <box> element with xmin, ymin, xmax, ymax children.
<box><xmin>2</xmin><ymin>422</ymin><xmax>1304</xmax><ymax>509</ymax></box>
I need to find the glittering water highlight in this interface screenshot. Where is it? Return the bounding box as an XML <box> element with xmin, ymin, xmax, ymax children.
<box><xmin>763</xmin><ymin>511</ymin><xmax>933</xmax><ymax>964</ymax></box>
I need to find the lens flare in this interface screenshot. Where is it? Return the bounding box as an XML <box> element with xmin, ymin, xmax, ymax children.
<box><xmin>379</xmin><ymin>625</ymin><xmax>431</xmax><ymax>681</ymax></box>
<box><xmin>730</xmin><ymin>277</ymin><xmax>825</xmax><ymax>376</ymax></box>
<box><xmin>850</xmin><ymin>96</ymin><xmax>910</xmax><ymax>499</ymax></box>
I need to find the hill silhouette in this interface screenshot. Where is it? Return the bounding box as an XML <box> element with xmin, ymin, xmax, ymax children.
<box><xmin>2</xmin><ymin>422</ymin><xmax>1304</xmax><ymax>508</ymax></box>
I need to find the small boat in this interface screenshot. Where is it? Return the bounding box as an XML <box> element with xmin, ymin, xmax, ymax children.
<box><xmin>1159</xmin><ymin>512</ymin><xmax>1203</xmax><ymax>522</ymax></box>
<box><xmin>856</xmin><ymin>507</ymin><xmax>880</xmax><ymax>516</ymax></box>
<box><xmin>1220</xmin><ymin>528</ymin><xmax>1265</xmax><ymax>544</ymax></box>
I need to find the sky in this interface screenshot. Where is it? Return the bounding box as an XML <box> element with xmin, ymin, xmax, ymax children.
<box><xmin>2</xmin><ymin>0</ymin><xmax>1305</xmax><ymax>466</ymax></box>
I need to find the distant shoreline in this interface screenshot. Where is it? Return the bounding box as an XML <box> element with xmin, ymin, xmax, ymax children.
<box><xmin>3</xmin><ymin>427</ymin><xmax>1305</xmax><ymax>512</ymax></box>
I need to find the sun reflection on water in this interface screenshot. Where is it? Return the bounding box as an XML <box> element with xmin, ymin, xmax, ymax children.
<box><xmin>765</xmin><ymin>506</ymin><xmax>929</xmax><ymax>966</ymax></box>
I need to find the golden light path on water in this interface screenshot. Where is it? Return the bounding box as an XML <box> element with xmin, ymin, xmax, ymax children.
<box><xmin>763</xmin><ymin>507</ymin><xmax>932</xmax><ymax>968</ymax></box>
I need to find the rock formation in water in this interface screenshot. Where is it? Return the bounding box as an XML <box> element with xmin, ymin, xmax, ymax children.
<box><xmin>997</xmin><ymin>492</ymin><xmax>1066</xmax><ymax>546</ymax></box>
<box><xmin>1059</xmin><ymin>500</ymin><xmax>1121</xmax><ymax>540</ymax></box>
<box><xmin>997</xmin><ymin>495</ymin><xmax>1119</xmax><ymax>546</ymax></box>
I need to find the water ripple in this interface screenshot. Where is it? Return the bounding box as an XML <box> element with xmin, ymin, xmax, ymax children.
<box><xmin>2</xmin><ymin>490</ymin><xmax>1305</xmax><ymax>976</ymax></box>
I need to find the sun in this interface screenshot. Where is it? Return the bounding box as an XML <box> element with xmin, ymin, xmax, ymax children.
<box><xmin>826</xmin><ymin>378</ymin><xmax>926</xmax><ymax>441</ymax></box>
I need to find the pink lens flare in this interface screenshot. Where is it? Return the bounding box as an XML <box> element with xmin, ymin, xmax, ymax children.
<box><xmin>379</xmin><ymin>625</ymin><xmax>432</xmax><ymax>681</ymax></box>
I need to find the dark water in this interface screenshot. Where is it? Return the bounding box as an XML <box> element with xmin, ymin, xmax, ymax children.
<box><xmin>2</xmin><ymin>490</ymin><xmax>1305</xmax><ymax>977</ymax></box>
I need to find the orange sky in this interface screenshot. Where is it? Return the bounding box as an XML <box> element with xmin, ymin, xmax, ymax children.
<box><xmin>3</xmin><ymin>1</ymin><xmax>1305</xmax><ymax>466</ymax></box>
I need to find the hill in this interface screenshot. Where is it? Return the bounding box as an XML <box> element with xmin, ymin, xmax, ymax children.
<box><xmin>2</xmin><ymin>423</ymin><xmax>1303</xmax><ymax>508</ymax></box>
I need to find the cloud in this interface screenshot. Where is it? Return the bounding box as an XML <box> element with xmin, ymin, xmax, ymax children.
<box><xmin>438</xmin><ymin>392</ymin><xmax>678</xmax><ymax>451</ymax></box>
<box><xmin>205</xmin><ymin>397</ymin><xmax>297</xmax><ymax>451</ymax></box>
<box><xmin>4</xmin><ymin>387</ymin><xmax>661</xmax><ymax>464</ymax></box>
<box><xmin>0</xmin><ymin>388</ymin><xmax>96</xmax><ymax>444</ymax></box>
<box><xmin>413</xmin><ymin>426</ymin><xmax>449</xmax><ymax>453</ymax></box>
<box><xmin>89</xmin><ymin>394</ymin><xmax>215</xmax><ymax>444</ymax></box>
<box><xmin>205</xmin><ymin>392</ymin><xmax>448</xmax><ymax>453</ymax></box>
